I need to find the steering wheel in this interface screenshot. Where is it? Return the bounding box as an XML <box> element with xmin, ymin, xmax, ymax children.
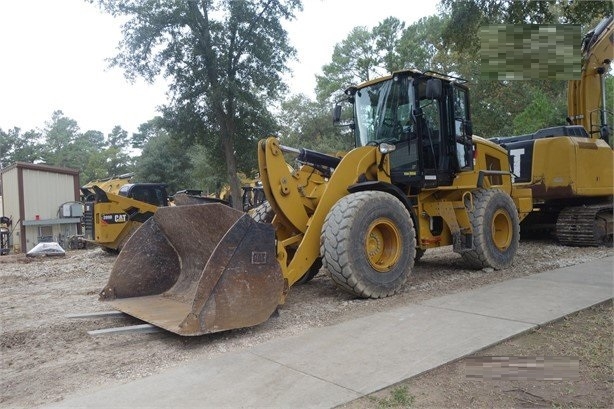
<box><xmin>382</xmin><ymin>117</ymin><xmax>395</xmax><ymax>127</ymax></box>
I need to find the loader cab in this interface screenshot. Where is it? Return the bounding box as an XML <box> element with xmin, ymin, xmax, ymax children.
<box><xmin>342</xmin><ymin>70</ymin><xmax>474</xmax><ymax>191</ymax></box>
<box><xmin>118</xmin><ymin>183</ymin><xmax>170</xmax><ymax>207</ymax></box>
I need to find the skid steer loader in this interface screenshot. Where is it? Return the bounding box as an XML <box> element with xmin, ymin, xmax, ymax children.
<box><xmin>100</xmin><ymin>69</ymin><xmax>533</xmax><ymax>336</ymax></box>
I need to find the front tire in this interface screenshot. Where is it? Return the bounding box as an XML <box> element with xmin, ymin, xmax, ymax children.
<box><xmin>321</xmin><ymin>191</ymin><xmax>416</xmax><ymax>298</ymax></box>
<box><xmin>461</xmin><ymin>189</ymin><xmax>519</xmax><ymax>270</ymax></box>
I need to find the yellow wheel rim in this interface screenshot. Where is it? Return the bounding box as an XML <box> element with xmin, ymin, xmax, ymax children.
<box><xmin>366</xmin><ymin>218</ymin><xmax>401</xmax><ymax>272</ymax></box>
<box><xmin>492</xmin><ymin>209</ymin><xmax>513</xmax><ymax>250</ymax></box>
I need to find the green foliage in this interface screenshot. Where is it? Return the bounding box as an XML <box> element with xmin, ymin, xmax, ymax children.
<box><xmin>0</xmin><ymin>127</ymin><xmax>43</xmax><ymax>167</ymax></box>
<box><xmin>187</xmin><ymin>144</ymin><xmax>226</xmax><ymax>195</ymax></box>
<box><xmin>131</xmin><ymin>117</ymin><xmax>166</xmax><ymax>149</ymax></box>
<box><xmin>277</xmin><ymin>94</ymin><xmax>353</xmax><ymax>153</ymax></box>
<box><xmin>369</xmin><ymin>385</ymin><xmax>415</xmax><ymax>408</ymax></box>
<box><xmin>512</xmin><ymin>86</ymin><xmax>567</xmax><ymax>134</ymax></box>
<box><xmin>398</xmin><ymin>15</ymin><xmax>453</xmax><ymax>73</ymax></box>
<box><xmin>1</xmin><ymin>110</ymin><xmax>137</xmax><ymax>184</ymax></box>
<box><xmin>91</xmin><ymin>0</ymin><xmax>302</xmax><ymax>209</ymax></box>
<box><xmin>440</xmin><ymin>0</ymin><xmax>613</xmax><ymax>56</ymax></box>
<box><xmin>315</xmin><ymin>15</ymin><xmax>454</xmax><ymax>102</ymax></box>
<box><xmin>133</xmin><ymin>129</ymin><xmax>197</xmax><ymax>194</ymax></box>
<box><xmin>41</xmin><ymin>110</ymin><xmax>82</xmax><ymax>168</ymax></box>
<box><xmin>316</xmin><ymin>26</ymin><xmax>380</xmax><ymax>103</ymax></box>
<box><xmin>373</xmin><ymin>17</ymin><xmax>406</xmax><ymax>73</ymax></box>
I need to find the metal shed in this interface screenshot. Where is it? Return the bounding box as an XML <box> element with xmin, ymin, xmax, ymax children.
<box><xmin>0</xmin><ymin>162</ymin><xmax>81</xmax><ymax>253</ymax></box>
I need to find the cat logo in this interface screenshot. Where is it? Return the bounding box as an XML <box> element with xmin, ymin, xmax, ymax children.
<box><xmin>101</xmin><ymin>213</ymin><xmax>128</xmax><ymax>224</ymax></box>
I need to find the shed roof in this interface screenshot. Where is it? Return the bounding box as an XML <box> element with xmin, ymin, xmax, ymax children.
<box><xmin>0</xmin><ymin>162</ymin><xmax>80</xmax><ymax>176</ymax></box>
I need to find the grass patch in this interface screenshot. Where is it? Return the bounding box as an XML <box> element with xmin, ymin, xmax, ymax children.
<box><xmin>370</xmin><ymin>385</ymin><xmax>415</xmax><ymax>408</ymax></box>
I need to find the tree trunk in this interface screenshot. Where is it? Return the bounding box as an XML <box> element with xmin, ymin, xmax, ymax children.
<box><xmin>220</xmin><ymin>117</ymin><xmax>243</xmax><ymax>211</ymax></box>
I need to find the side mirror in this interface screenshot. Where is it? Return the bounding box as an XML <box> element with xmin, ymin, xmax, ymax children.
<box><xmin>332</xmin><ymin>104</ymin><xmax>342</xmax><ymax>124</ymax></box>
<box><xmin>425</xmin><ymin>78</ymin><xmax>442</xmax><ymax>100</ymax></box>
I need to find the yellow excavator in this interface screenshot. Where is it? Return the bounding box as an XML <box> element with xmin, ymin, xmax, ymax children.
<box><xmin>99</xmin><ymin>69</ymin><xmax>533</xmax><ymax>336</ymax></box>
<box><xmin>493</xmin><ymin>16</ymin><xmax>613</xmax><ymax>246</ymax></box>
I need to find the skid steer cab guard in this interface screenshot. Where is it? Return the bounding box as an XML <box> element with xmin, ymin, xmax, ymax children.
<box><xmin>100</xmin><ymin>204</ymin><xmax>284</xmax><ymax>336</ymax></box>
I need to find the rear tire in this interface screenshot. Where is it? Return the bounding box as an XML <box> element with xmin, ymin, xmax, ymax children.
<box><xmin>296</xmin><ymin>258</ymin><xmax>322</xmax><ymax>284</ymax></box>
<box><xmin>321</xmin><ymin>191</ymin><xmax>416</xmax><ymax>298</ymax></box>
<box><xmin>250</xmin><ymin>201</ymin><xmax>274</xmax><ymax>223</ymax></box>
<box><xmin>461</xmin><ymin>189</ymin><xmax>519</xmax><ymax>270</ymax></box>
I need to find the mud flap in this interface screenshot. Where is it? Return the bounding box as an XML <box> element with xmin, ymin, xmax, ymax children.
<box><xmin>100</xmin><ymin>204</ymin><xmax>284</xmax><ymax>336</ymax></box>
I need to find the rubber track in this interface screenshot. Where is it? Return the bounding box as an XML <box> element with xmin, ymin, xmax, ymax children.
<box><xmin>556</xmin><ymin>204</ymin><xmax>613</xmax><ymax>247</ymax></box>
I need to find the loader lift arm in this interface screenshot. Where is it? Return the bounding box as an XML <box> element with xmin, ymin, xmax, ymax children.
<box><xmin>100</xmin><ymin>69</ymin><xmax>530</xmax><ymax>336</ymax></box>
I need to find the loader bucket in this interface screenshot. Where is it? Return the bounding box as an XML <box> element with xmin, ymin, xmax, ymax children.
<box><xmin>99</xmin><ymin>204</ymin><xmax>284</xmax><ymax>336</ymax></box>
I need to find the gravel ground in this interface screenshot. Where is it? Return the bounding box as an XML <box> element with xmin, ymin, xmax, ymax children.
<box><xmin>0</xmin><ymin>239</ymin><xmax>611</xmax><ymax>408</ymax></box>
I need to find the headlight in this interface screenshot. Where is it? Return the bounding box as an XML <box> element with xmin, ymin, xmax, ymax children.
<box><xmin>379</xmin><ymin>143</ymin><xmax>396</xmax><ymax>154</ymax></box>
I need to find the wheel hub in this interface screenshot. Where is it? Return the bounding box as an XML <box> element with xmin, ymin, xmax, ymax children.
<box><xmin>365</xmin><ymin>218</ymin><xmax>401</xmax><ymax>272</ymax></box>
<box><xmin>492</xmin><ymin>209</ymin><xmax>512</xmax><ymax>250</ymax></box>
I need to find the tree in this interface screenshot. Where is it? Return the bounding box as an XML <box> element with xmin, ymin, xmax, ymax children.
<box><xmin>372</xmin><ymin>17</ymin><xmax>406</xmax><ymax>73</ymax></box>
<box><xmin>0</xmin><ymin>127</ymin><xmax>43</xmax><ymax>167</ymax></box>
<box><xmin>132</xmin><ymin>117</ymin><xmax>166</xmax><ymax>149</ymax></box>
<box><xmin>41</xmin><ymin>110</ymin><xmax>81</xmax><ymax>167</ymax></box>
<box><xmin>316</xmin><ymin>26</ymin><xmax>383</xmax><ymax>103</ymax></box>
<box><xmin>134</xmin><ymin>130</ymin><xmax>198</xmax><ymax>194</ymax></box>
<box><xmin>277</xmin><ymin>94</ymin><xmax>352</xmax><ymax>153</ymax></box>
<box><xmin>107</xmin><ymin>125</ymin><xmax>129</xmax><ymax>150</ymax></box>
<box><xmin>89</xmin><ymin>0</ymin><xmax>302</xmax><ymax>210</ymax></box>
<box><xmin>437</xmin><ymin>0</ymin><xmax>611</xmax><ymax>137</ymax></box>
<box><xmin>398</xmin><ymin>15</ymin><xmax>456</xmax><ymax>73</ymax></box>
<box><xmin>315</xmin><ymin>16</ymin><xmax>454</xmax><ymax>103</ymax></box>
<box><xmin>104</xmin><ymin>126</ymin><xmax>133</xmax><ymax>176</ymax></box>
<box><xmin>512</xmin><ymin>87</ymin><xmax>566</xmax><ymax>134</ymax></box>
<box><xmin>440</xmin><ymin>0</ymin><xmax>613</xmax><ymax>55</ymax></box>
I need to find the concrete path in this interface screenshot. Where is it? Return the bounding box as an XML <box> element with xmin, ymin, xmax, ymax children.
<box><xmin>48</xmin><ymin>256</ymin><xmax>613</xmax><ymax>409</ymax></box>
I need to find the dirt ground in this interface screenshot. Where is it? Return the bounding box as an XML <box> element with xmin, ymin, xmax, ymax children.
<box><xmin>343</xmin><ymin>301</ymin><xmax>613</xmax><ymax>409</ymax></box>
<box><xmin>0</xmin><ymin>239</ymin><xmax>612</xmax><ymax>408</ymax></box>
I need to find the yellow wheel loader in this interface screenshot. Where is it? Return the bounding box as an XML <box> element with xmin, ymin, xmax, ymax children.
<box><xmin>99</xmin><ymin>69</ymin><xmax>532</xmax><ymax>336</ymax></box>
<box><xmin>493</xmin><ymin>16</ymin><xmax>613</xmax><ymax>246</ymax></box>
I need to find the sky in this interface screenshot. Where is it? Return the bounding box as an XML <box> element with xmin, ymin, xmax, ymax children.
<box><xmin>0</xmin><ymin>0</ymin><xmax>439</xmax><ymax>137</ymax></box>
